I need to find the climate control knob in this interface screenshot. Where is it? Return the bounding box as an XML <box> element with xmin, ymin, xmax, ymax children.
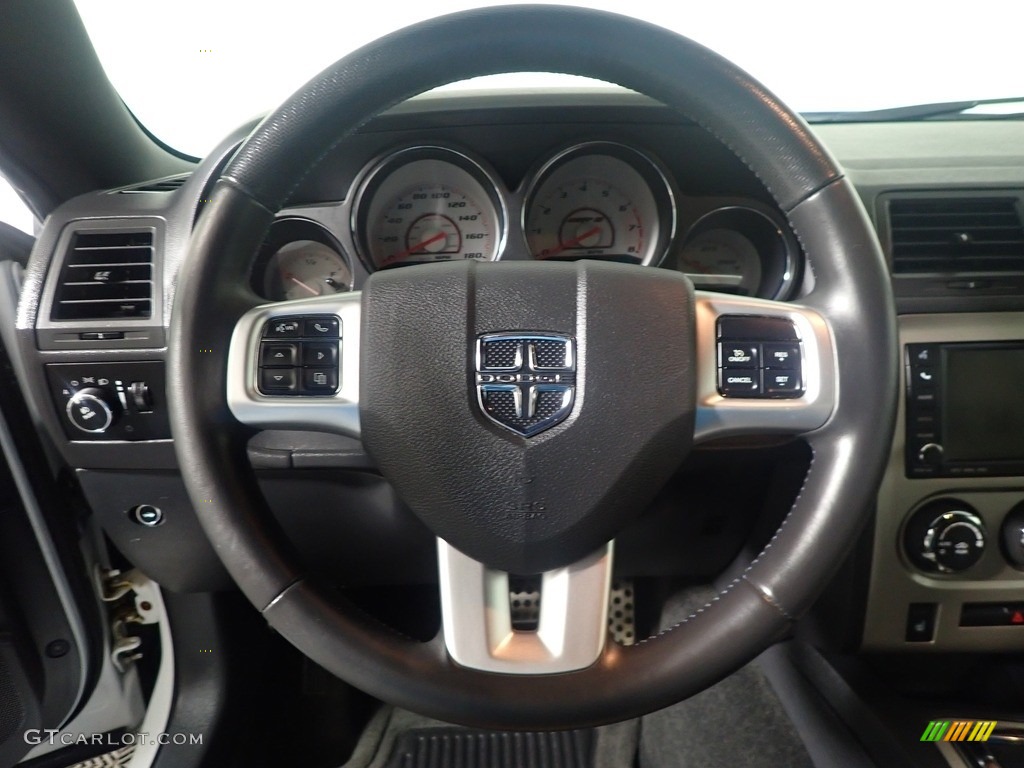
<box><xmin>904</xmin><ymin>499</ymin><xmax>986</xmax><ymax>574</ymax></box>
<box><xmin>66</xmin><ymin>388</ymin><xmax>119</xmax><ymax>434</ymax></box>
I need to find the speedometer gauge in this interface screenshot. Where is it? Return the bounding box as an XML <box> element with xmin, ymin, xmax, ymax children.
<box><xmin>354</xmin><ymin>147</ymin><xmax>505</xmax><ymax>270</ymax></box>
<box><xmin>524</xmin><ymin>143</ymin><xmax>675</xmax><ymax>265</ymax></box>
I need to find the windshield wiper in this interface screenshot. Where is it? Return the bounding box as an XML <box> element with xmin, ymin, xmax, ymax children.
<box><xmin>804</xmin><ymin>96</ymin><xmax>1024</xmax><ymax>123</ymax></box>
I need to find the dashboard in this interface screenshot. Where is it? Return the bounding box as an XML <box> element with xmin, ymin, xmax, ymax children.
<box><xmin>247</xmin><ymin>93</ymin><xmax>802</xmax><ymax>306</ymax></box>
<box><xmin>8</xmin><ymin>89</ymin><xmax>1024</xmax><ymax>656</ymax></box>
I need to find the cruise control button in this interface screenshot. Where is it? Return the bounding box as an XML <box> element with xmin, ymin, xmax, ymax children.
<box><xmin>764</xmin><ymin>370</ymin><xmax>801</xmax><ymax>395</ymax></box>
<box><xmin>303</xmin><ymin>316</ymin><xmax>340</xmax><ymax>338</ymax></box>
<box><xmin>264</xmin><ymin>318</ymin><xmax>302</xmax><ymax>338</ymax></box>
<box><xmin>763</xmin><ymin>343</ymin><xmax>800</xmax><ymax>369</ymax></box>
<box><xmin>719</xmin><ymin>369</ymin><xmax>761</xmax><ymax>397</ymax></box>
<box><xmin>260</xmin><ymin>342</ymin><xmax>298</xmax><ymax>367</ymax></box>
<box><xmin>302</xmin><ymin>342</ymin><xmax>338</xmax><ymax>367</ymax></box>
<box><xmin>719</xmin><ymin>343</ymin><xmax>758</xmax><ymax>368</ymax></box>
<box><xmin>302</xmin><ymin>368</ymin><xmax>338</xmax><ymax>394</ymax></box>
<box><xmin>260</xmin><ymin>368</ymin><xmax>297</xmax><ymax>393</ymax></box>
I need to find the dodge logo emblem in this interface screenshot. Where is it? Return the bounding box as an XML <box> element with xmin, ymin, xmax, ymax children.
<box><xmin>475</xmin><ymin>333</ymin><xmax>576</xmax><ymax>437</ymax></box>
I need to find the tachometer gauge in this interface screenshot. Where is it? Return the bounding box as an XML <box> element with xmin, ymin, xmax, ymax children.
<box><xmin>524</xmin><ymin>143</ymin><xmax>675</xmax><ymax>265</ymax></box>
<box><xmin>354</xmin><ymin>147</ymin><xmax>505</xmax><ymax>270</ymax></box>
<box><xmin>263</xmin><ymin>240</ymin><xmax>352</xmax><ymax>300</ymax></box>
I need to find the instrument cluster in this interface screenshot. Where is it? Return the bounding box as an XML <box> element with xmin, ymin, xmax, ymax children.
<box><xmin>254</xmin><ymin>141</ymin><xmax>800</xmax><ymax>302</ymax></box>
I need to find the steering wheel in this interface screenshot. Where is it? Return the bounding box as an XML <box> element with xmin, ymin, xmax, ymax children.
<box><xmin>168</xmin><ymin>6</ymin><xmax>897</xmax><ymax>729</ymax></box>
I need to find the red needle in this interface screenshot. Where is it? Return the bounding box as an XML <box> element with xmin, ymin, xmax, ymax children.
<box><xmin>288</xmin><ymin>275</ymin><xmax>319</xmax><ymax>296</ymax></box>
<box><xmin>380</xmin><ymin>232</ymin><xmax>447</xmax><ymax>266</ymax></box>
<box><xmin>535</xmin><ymin>225</ymin><xmax>602</xmax><ymax>259</ymax></box>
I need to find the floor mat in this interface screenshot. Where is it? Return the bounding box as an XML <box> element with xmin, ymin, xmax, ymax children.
<box><xmin>638</xmin><ymin>587</ymin><xmax>815</xmax><ymax>768</ymax></box>
<box><xmin>386</xmin><ymin>728</ymin><xmax>593</xmax><ymax>768</ymax></box>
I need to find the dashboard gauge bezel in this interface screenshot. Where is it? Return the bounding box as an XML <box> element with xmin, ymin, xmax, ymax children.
<box><xmin>520</xmin><ymin>141</ymin><xmax>678</xmax><ymax>267</ymax></box>
<box><xmin>351</xmin><ymin>145</ymin><xmax>508</xmax><ymax>272</ymax></box>
<box><xmin>252</xmin><ymin>217</ymin><xmax>353</xmax><ymax>301</ymax></box>
<box><xmin>677</xmin><ymin>205</ymin><xmax>800</xmax><ymax>301</ymax></box>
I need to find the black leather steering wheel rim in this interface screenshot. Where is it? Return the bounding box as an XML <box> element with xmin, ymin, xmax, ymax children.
<box><xmin>168</xmin><ymin>5</ymin><xmax>897</xmax><ymax>728</ymax></box>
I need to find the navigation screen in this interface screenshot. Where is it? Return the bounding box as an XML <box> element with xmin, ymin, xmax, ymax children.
<box><xmin>943</xmin><ymin>347</ymin><xmax>1024</xmax><ymax>462</ymax></box>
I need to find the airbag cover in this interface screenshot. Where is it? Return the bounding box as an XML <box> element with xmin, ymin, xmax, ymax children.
<box><xmin>360</xmin><ymin>260</ymin><xmax>695</xmax><ymax>573</ymax></box>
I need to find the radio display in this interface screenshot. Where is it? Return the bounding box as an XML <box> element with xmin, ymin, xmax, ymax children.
<box><xmin>943</xmin><ymin>346</ymin><xmax>1024</xmax><ymax>462</ymax></box>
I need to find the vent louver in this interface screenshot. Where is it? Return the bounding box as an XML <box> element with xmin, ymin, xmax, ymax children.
<box><xmin>889</xmin><ymin>196</ymin><xmax>1024</xmax><ymax>274</ymax></box>
<box><xmin>50</xmin><ymin>230</ymin><xmax>154</xmax><ymax>320</ymax></box>
<box><xmin>116</xmin><ymin>175</ymin><xmax>189</xmax><ymax>193</ymax></box>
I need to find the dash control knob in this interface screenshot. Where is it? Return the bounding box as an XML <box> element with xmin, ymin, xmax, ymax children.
<box><xmin>66</xmin><ymin>388</ymin><xmax>119</xmax><ymax>434</ymax></box>
<box><xmin>904</xmin><ymin>499</ymin><xmax>986</xmax><ymax>574</ymax></box>
<box><xmin>917</xmin><ymin>442</ymin><xmax>944</xmax><ymax>468</ymax></box>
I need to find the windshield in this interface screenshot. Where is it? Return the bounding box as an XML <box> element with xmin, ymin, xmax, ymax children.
<box><xmin>75</xmin><ymin>0</ymin><xmax>1023</xmax><ymax>158</ymax></box>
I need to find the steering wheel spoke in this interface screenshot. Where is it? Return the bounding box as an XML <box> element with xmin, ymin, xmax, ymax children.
<box><xmin>437</xmin><ymin>539</ymin><xmax>613</xmax><ymax>674</ymax></box>
<box><xmin>693</xmin><ymin>291</ymin><xmax>836</xmax><ymax>444</ymax></box>
<box><xmin>225</xmin><ymin>292</ymin><xmax>362</xmax><ymax>436</ymax></box>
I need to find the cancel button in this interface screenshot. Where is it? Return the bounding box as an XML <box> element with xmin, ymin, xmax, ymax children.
<box><xmin>719</xmin><ymin>369</ymin><xmax>761</xmax><ymax>397</ymax></box>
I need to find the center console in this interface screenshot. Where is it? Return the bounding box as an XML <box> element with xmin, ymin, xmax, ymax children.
<box><xmin>863</xmin><ymin>312</ymin><xmax>1024</xmax><ymax>651</ymax></box>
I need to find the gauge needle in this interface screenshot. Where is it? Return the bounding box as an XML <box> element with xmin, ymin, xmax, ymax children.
<box><xmin>289</xmin><ymin>275</ymin><xmax>320</xmax><ymax>296</ymax></box>
<box><xmin>381</xmin><ymin>232</ymin><xmax>447</xmax><ymax>266</ymax></box>
<box><xmin>535</xmin><ymin>225</ymin><xmax>602</xmax><ymax>259</ymax></box>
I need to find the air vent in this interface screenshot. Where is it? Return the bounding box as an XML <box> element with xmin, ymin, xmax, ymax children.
<box><xmin>116</xmin><ymin>175</ymin><xmax>189</xmax><ymax>194</ymax></box>
<box><xmin>50</xmin><ymin>230</ymin><xmax>153</xmax><ymax>320</ymax></box>
<box><xmin>889</xmin><ymin>196</ymin><xmax>1024</xmax><ymax>274</ymax></box>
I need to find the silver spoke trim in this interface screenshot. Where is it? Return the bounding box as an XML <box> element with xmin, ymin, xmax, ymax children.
<box><xmin>226</xmin><ymin>292</ymin><xmax>362</xmax><ymax>436</ymax></box>
<box><xmin>694</xmin><ymin>291</ymin><xmax>836</xmax><ymax>443</ymax></box>
<box><xmin>437</xmin><ymin>539</ymin><xmax>612</xmax><ymax>674</ymax></box>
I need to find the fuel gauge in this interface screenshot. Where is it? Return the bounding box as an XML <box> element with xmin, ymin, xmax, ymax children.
<box><xmin>678</xmin><ymin>206</ymin><xmax>797</xmax><ymax>299</ymax></box>
<box><xmin>680</xmin><ymin>228</ymin><xmax>761</xmax><ymax>295</ymax></box>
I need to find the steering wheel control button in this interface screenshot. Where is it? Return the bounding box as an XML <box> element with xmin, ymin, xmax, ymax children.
<box><xmin>131</xmin><ymin>504</ymin><xmax>164</xmax><ymax>527</ymax></box>
<box><xmin>716</xmin><ymin>315</ymin><xmax>803</xmax><ymax>399</ymax></box>
<box><xmin>719</xmin><ymin>369</ymin><xmax>760</xmax><ymax>396</ymax></box>
<box><xmin>905</xmin><ymin>603</ymin><xmax>937</xmax><ymax>642</ymax></box>
<box><xmin>302</xmin><ymin>342</ymin><xmax>338</xmax><ymax>367</ymax></box>
<box><xmin>763</xmin><ymin>343</ymin><xmax>800</xmax><ymax>369</ymax></box>
<box><xmin>257</xmin><ymin>315</ymin><xmax>342</xmax><ymax>396</ymax></box>
<box><xmin>66</xmin><ymin>389</ymin><xmax>117</xmax><ymax>433</ymax></box>
<box><xmin>302</xmin><ymin>316</ymin><xmax>340</xmax><ymax>338</ymax></box>
<box><xmin>904</xmin><ymin>499</ymin><xmax>987</xmax><ymax>574</ymax></box>
<box><xmin>764</xmin><ymin>370</ymin><xmax>801</xmax><ymax>395</ymax></box>
<box><xmin>263</xmin><ymin>317</ymin><xmax>302</xmax><ymax>337</ymax></box>
<box><xmin>260</xmin><ymin>342</ymin><xmax>298</xmax><ymax>367</ymax></box>
<box><xmin>260</xmin><ymin>368</ymin><xmax>298</xmax><ymax>393</ymax></box>
<box><xmin>302</xmin><ymin>367</ymin><xmax>338</xmax><ymax>394</ymax></box>
<box><xmin>719</xmin><ymin>344</ymin><xmax>758</xmax><ymax>368</ymax></box>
